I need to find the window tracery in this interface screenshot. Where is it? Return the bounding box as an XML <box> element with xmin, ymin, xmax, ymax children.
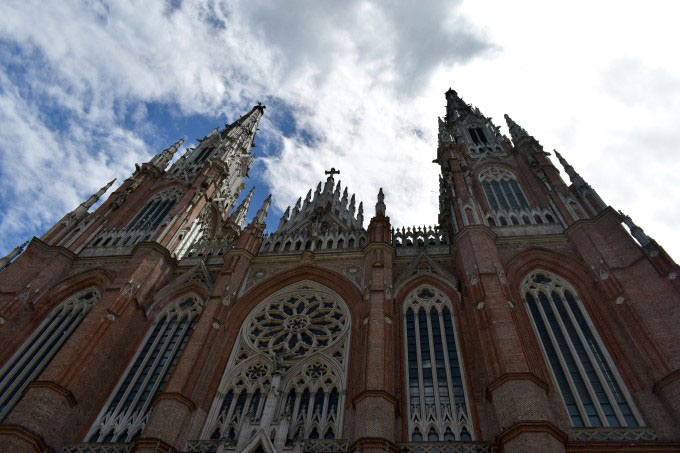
<box><xmin>403</xmin><ymin>286</ymin><xmax>473</xmax><ymax>442</ymax></box>
<box><xmin>202</xmin><ymin>281</ymin><xmax>350</xmax><ymax>450</ymax></box>
<box><xmin>0</xmin><ymin>288</ymin><xmax>100</xmax><ymax>421</ymax></box>
<box><xmin>522</xmin><ymin>270</ymin><xmax>642</xmax><ymax>428</ymax></box>
<box><xmin>86</xmin><ymin>296</ymin><xmax>202</xmax><ymax>443</ymax></box>
<box><xmin>479</xmin><ymin>167</ymin><xmax>555</xmax><ymax>226</ymax></box>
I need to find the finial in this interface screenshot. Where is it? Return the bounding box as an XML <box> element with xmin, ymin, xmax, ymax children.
<box><xmin>618</xmin><ymin>210</ymin><xmax>652</xmax><ymax>247</ymax></box>
<box><xmin>0</xmin><ymin>240</ymin><xmax>29</xmax><ymax>271</ymax></box>
<box><xmin>554</xmin><ymin>148</ymin><xmax>587</xmax><ymax>188</ymax></box>
<box><xmin>375</xmin><ymin>188</ymin><xmax>386</xmax><ymax>216</ymax></box>
<box><xmin>255</xmin><ymin>194</ymin><xmax>272</xmax><ymax>224</ymax></box>
<box><xmin>324</xmin><ymin>167</ymin><xmax>340</xmax><ymax>177</ymax></box>
<box><xmin>357</xmin><ymin>202</ymin><xmax>364</xmax><ymax>225</ymax></box>
<box><xmin>504</xmin><ymin>114</ymin><xmax>530</xmax><ymax>144</ymax></box>
<box><xmin>229</xmin><ymin>187</ymin><xmax>255</xmax><ymax>228</ymax></box>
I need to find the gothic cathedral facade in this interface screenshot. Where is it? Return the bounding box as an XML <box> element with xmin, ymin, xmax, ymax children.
<box><xmin>1</xmin><ymin>90</ymin><xmax>679</xmax><ymax>453</ymax></box>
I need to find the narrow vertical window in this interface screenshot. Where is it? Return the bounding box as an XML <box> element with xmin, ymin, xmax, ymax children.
<box><xmin>480</xmin><ymin>167</ymin><xmax>545</xmax><ymax>226</ymax></box>
<box><xmin>0</xmin><ymin>289</ymin><xmax>100</xmax><ymax>421</ymax></box>
<box><xmin>86</xmin><ymin>296</ymin><xmax>202</xmax><ymax>443</ymax></box>
<box><xmin>523</xmin><ymin>271</ymin><xmax>642</xmax><ymax>428</ymax></box>
<box><xmin>404</xmin><ymin>286</ymin><xmax>473</xmax><ymax>441</ymax></box>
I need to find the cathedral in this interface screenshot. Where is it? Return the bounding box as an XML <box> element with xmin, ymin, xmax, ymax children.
<box><xmin>0</xmin><ymin>88</ymin><xmax>679</xmax><ymax>453</ymax></box>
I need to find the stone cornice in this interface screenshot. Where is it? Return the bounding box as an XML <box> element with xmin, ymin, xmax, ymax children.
<box><xmin>564</xmin><ymin>206</ymin><xmax>620</xmax><ymax>235</ymax></box>
<box><xmin>486</xmin><ymin>372</ymin><xmax>549</xmax><ymax>401</ymax></box>
<box><xmin>496</xmin><ymin>420</ymin><xmax>567</xmax><ymax>447</ymax></box>
<box><xmin>26</xmin><ymin>237</ymin><xmax>78</xmax><ymax>261</ymax></box>
<box><xmin>349</xmin><ymin>436</ymin><xmax>398</xmax><ymax>453</ymax></box>
<box><xmin>24</xmin><ymin>380</ymin><xmax>77</xmax><ymax>407</ymax></box>
<box><xmin>0</xmin><ymin>424</ymin><xmax>52</xmax><ymax>452</ymax></box>
<box><xmin>152</xmin><ymin>391</ymin><xmax>197</xmax><ymax>413</ymax></box>
<box><xmin>351</xmin><ymin>390</ymin><xmax>397</xmax><ymax>408</ymax></box>
<box><xmin>654</xmin><ymin>368</ymin><xmax>680</xmax><ymax>395</ymax></box>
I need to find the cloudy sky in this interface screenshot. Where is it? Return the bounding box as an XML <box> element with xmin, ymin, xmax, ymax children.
<box><xmin>1</xmin><ymin>0</ymin><xmax>678</xmax><ymax>260</ymax></box>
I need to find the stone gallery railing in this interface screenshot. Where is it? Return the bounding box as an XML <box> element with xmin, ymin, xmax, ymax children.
<box><xmin>185</xmin><ymin>438</ymin><xmax>349</xmax><ymax>452</ymax></box>
<box><xmin>573</xmin><ymin>427</ymin><xmax>657</xmax><ymax>441</ymax></box>
<box><xmin>62</xmin><ymin>444</ymin><xmax>130</xmax><ymax>453</ymax></box>
<box><xmin>392</xmin><ymin>225</ymin><xmax>450</xmax><ymax>256</ymax></box>
<box><xmin>398</xmin><ymin>442</ymin><xmax>496</xmax><ymax>453</ymax></box>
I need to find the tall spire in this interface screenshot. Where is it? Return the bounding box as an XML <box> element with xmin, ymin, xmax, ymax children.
<box><xmin>82</xmin><ymin>178</ymin><xmax>116</xmax><ymax>210</ymax></box>
<box><xmin>554</xmin><ymin>149</ymin><xmax>587</xmax><ymax>188</ymax></box>
<box><xmin>0</xmin><ymin>240</ymin><xmax>28</xmax><ymax>272</ymax></box>
<box><xmin>255</xmin><ymin>194</ymin><xmax>272</xmax><ymax>225</ymax></box>
<box><xmin>229</xmin><ymin>187</ymin><xmax>255</xmax><ymax>228</ymax></box>
<box><xmin>150</xmin><ymin>137</ymin><xmax>185</xmax><ymax>170</ymax></box>
<box><xmin>504</xmin><ymin>114</ymin><xmax>530</xmax><ymax>144</ymax></box>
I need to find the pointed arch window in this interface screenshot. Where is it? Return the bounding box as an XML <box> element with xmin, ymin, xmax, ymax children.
<box><xmin>201</xmin><ymin>281</ymin><xmax>350</xmax><ymax>450</ymax></box>
<box><xmin>404</xmin><ymin>286</ymin><xmax>473</xmax><ymax>441</ymax></box>
<box><xmin>86</xmin><ymin>296</ymin><xmax>202</xmax><ymax>443</ymax></box>
<box><xmin>522</xmin><ymin>271</ymin><xmax>642</xmax><ymax>428</ymax></box>
<box><xmin>0</xmin><ymin>289</ymin><xmax>100</xmax><ymax>421</ymax></box>
<box><xmin>479</xmin><ymin>167</ymin><xmax>555</xmax><ymax>227</ymax></box>
<box><xmin>126</xmin><ymin>188</ymin><xmax>183</xmax><ymax>233</ymax></box>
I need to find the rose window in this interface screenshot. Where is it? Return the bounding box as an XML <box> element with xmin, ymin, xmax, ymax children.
<box><xmin>247</xmin><ymin>293</ymin><xmax>347</xmax><ymax>357</ymax></box>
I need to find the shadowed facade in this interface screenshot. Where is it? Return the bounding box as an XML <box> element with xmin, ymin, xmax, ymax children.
<box><xmin>1</xmin><ymin>91</ymin><xmax>679</xmax><ymax>452</ymax></box>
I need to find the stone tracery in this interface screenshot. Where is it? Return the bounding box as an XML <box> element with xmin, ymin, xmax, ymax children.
<box><xmin>201</xmin><ymin>280</ymin><xmax>351</xmax><ymax>451</ymax></box>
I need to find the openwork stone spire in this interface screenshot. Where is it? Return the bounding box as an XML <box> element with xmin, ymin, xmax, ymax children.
<box><xmin>254</xmin><ymin>194</ymin><xmax>272</xmax><ymax>225</ymax></box>
<box><xmin>554</xmin><ymin>149</ymin><xmax>587</xmax><ymax>189</ymax></box>
<box><xmin>229</xmin><ymin>187</ymin><xmax>255</xmax><ymax>228</ymax></box>
<box><xmin>504</xmin><ymin>114</ymin><xmax>530</xmax><ymax>144</ymax></box>
<box><xmin>83</xmin><ymin>178</ymin><xmax>116</xmax><ymax>210</ymax></box>
<box><xmin>150</xmin><ymin>137</ymin><xmax>185</xmax><ymax>170</ymax></box>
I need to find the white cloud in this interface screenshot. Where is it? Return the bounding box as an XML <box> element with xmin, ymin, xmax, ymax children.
<box><xmin>0</xmin><ymin>0</ymin><xmax>679</xmax><ymax>262</ymax></box>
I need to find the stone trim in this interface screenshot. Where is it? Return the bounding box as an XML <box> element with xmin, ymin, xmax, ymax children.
<box><xmin>131</xmin><ymin>437</ymin><xmax>177</xmax><ymax>452</ymax></box>
<box><xmin>24</xmin><ymin>380</ymin><xmax>78</xmax><ymax>408</ymax></box>
<box><xmin>496</xmin><ymin>421</ymin><xmax>567</xmax><ymax>448</ymax></box>
<box><xmin>485</xmin><ymin>372</ymin><xmax>549</xmax><ymax>401</ymax></box>
<box><xmin>653</xmin><ymin>368</ymin><xmax>680</xmax><ymax>394</ymax></box>
<box><xmin>152</xmin><ymin>391</ymin><xmax>197</xmax><ymax>412</ymax></box>
<box><xmin>0</xmin><ymin>424</ymin><xmax>52</xmax><ymax>452</ymax></box>
<box><xmin>352</xmin><ymin>390</ymin><xmax>397</xmax><ymax>408</ymax></box>
<box><xmin>349</xmin><ymin>436</ymin><xmax>398</xmax><ymax>452</ymax></box>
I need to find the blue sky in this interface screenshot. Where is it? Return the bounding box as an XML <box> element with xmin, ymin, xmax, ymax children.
<box><xmin>1</xmin><ymin>0</ymin><xmax>679</xmax><ymax>260</ymax></box>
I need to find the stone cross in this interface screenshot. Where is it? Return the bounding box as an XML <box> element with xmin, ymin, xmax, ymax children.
<box><xmin>324</xmin><ymin>167</ymin><xmax>340</xmax><ymax>177</ymax></box>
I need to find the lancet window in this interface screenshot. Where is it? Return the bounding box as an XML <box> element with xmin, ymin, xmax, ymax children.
<box><xmin>86</xmin><ymin>296</ymin><xmax>202</xmax><ymax>443</ymax></box>
<box><xmin>404</xmin><ymin>286</ymin><xmax>473</xmax><ymax>441</ymax></box>
<box><xmin>0</xmin><ymin>289</ymin><xmax>100</xmax><ymax>421</ymax></box>
<box><xmin>479</xmin><ymin>167</ymin><xmax>554</xmax><ymax>226</ymax></box>
<box><xmin>522</xmin><ymin>271</ymin><xmax>642</xmax><ymax>428</ymax></box>
<box><xmin>202</xmin><ymin>281</ymin><xmax>350</xmax><ymax>450</ymax></box>
<box><xmin>126</xmin><ymin>188</ymin><xmax>183</xmax><ymax>233</ymax></box>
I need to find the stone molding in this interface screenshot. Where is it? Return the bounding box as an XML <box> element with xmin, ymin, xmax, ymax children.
<box><xmin>0</xmin><ymin>424</ymin><xmax>52</xmax><ymax>452</ymax></box>
<box><xmin>485</xmin><ymin>373</ymin><xmax>549</xmax><ymax>401</ymax></box>
<box><xmin>24</xmin><ymin>380</ymin><xmax>77</xmax><ymax>407</ymax></box>
<box><xmin>496</xmin><ymin>420</ymin><xmax>567</xmax><ymax>448</ymax></box>
<box><xmin>151</xmin><ymin>391</ymin><xmax>197</xmax><ymax>413</ymax></box>
<box><xmin>351</xmin><ymin>390</ymin><xmax>398</xmax><ymax>408</ymax></box>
